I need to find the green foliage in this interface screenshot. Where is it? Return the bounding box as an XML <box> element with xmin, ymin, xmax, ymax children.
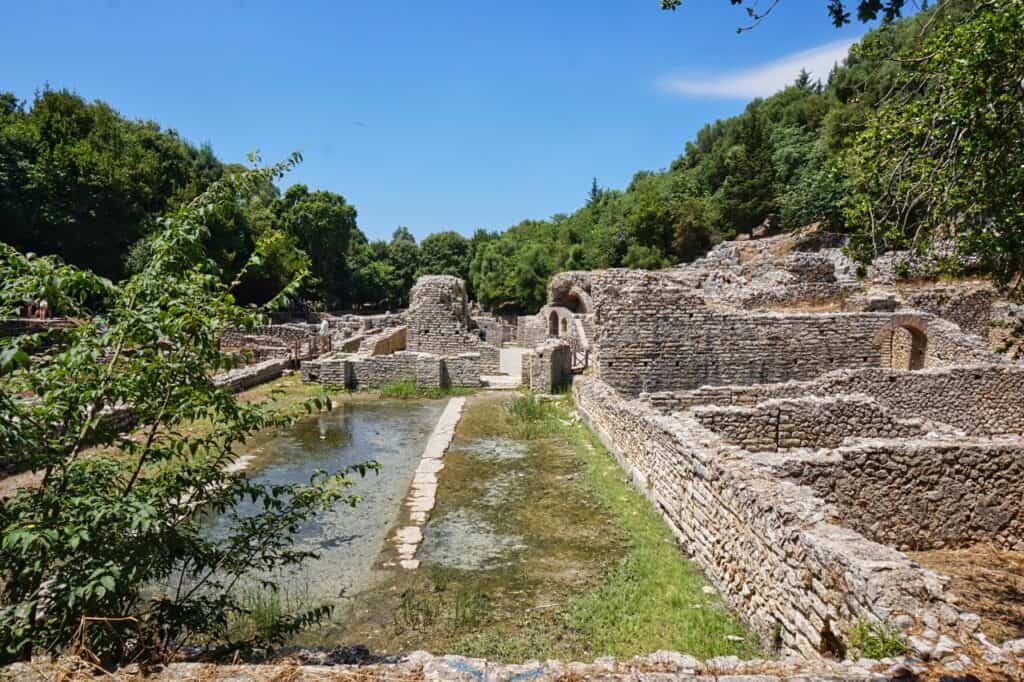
<box><xmin>504</xmin><ymin>392</ymin><xmax>560</xmax><ymax>439</ymax></box>
<box><xmin>7</xmin><ymin>1</ymin><xmax>1019</xmax><ymax>317</ymax></box>
<box><xmin>394</xmin><ymin>587</ymin><xmax>490</xmax><ymax>633</ymax></box>
<box><xmin>0</xmin><ymin>88</ymin><xmax>222</xmax><ymax>280</ymax></box>
<box><xmin>844</xmin><ymin>0</ymin><xmax>1024</xmax><ymax>286</ymax></box>
<box><xmin>376</xmin><ymin>380</ymin><xmax>474</xmax><ymax>400</ymax></box>
<box><xmin>0</xmin><ymin>158</ymin><xmax>377</xmax><ymax>663</ymax></box>
<box><xmin>417</xmin><ymin>231</ymin><xmax>471</xmax><ymax>281</ymax></box>
<box><xmin>847</xmin><ymin>620</ymin><xmax>909</xmax><ymax>659</ymax></box>
<box><xmin>275</xmin><ymin>184</ymin><xmax>359</xmax><ymax>306</ymax></box>
<box><xmin>659</xmin><ymin>0</ymin><xmax>909</xmax><ymax>29</ymax></box>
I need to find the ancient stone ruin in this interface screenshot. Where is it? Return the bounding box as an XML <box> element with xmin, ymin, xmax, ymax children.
<box><xmin>299</xmin><ymin>274</ymin><xmax>573</xmax><ymax>393</ymax></box>
<box><xmin>137</xmin><ymin>224</ymin><xmax>1023</xmax><ymax>675</ymax></box>
<box><xmin>555</xmin><ymin>228</ymin><xmax>1024</xmax><ymax>671</ymax></box>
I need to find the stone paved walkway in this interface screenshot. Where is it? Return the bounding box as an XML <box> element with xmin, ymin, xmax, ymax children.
<box><xmin>387</xmin><ymin>397</ymin><xmax>465</xmax><ymax>569</ymax></box>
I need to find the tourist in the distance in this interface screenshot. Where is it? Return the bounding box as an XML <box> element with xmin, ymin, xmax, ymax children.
<box><xmin>318</xmin><ymin>315</ymin><xmax>331</xmax><ymax>353</ymax></box>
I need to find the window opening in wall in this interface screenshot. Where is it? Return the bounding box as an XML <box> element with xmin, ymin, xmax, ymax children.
<box><xmin>548</xmin><ymin>310</ymin><xmax>560</xmax><ymax>337</ymax></box>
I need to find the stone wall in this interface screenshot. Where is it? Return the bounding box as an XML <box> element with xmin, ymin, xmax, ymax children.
<box><xmin>643</xmin><ymin>365</ymin><xmax>1024</xmax><ymax>437</ymax></box>
<box><xmin>443</xmin><ymin>353</ymin><xmax>483</xmax><ymax>387</ymax></box>
<box><xmin>691</xmin><ymin>395</ymin><xmax>922</xmax><ymax>451</ymax></box>
<box><xmin>517</xmin><ymin>314</ymin><xmax>549</xmax><ymax>347</ymax></box>
<box><xmin>547</xmin><ymin>271</ymin><xmax>594</xmax><ymax>313</ymax></box>
<box><xmin>588</xmin><ymin>268</ymin><xmax>1000</xmax><ymax>395</ymax></box>
<box><xmin>301</xmin><ymin>351</ymin><xmax>481</xmax><ymax>389</ymax></box>
<box><xmin>521</xmin><ymin>341</ymin><xmax>572</xmax><ymax>394</ymax></box>
<box><xmin>300</xmin><ymin>355</ymin><xmax>350</xmax><ymax>385</ymax></box>
<box><xmin>473</xmin><ymin>314</ymin><xmax>514</xmax><ymax>345</ymax></box>
<box><xmin>770</xmin><ymin>439</ymin><xmax>1024</xmax><ymax>551</ymax></box>
<box><xmin>348</xmin><ymin>352</ymin><xmax>442</xmax><ymax>389</ymax></box>
<box><xmin>407</xmin><ymin>275</ymin><xmax>471</xmax><ymax>355</ymax></box>
<box><xmin>358</xmin><ymin>326</ymin><xmax>407</xmax><ymax>355</ymax></box>
<box><xmin>212</xmin><ymin>358</ymin><xmax>291</xmax><ymax>393</ymax></box>
<box><xmin>221</xmin><ymin>324</ymin><xmax>316</xmax><ymax>359</ymax></box>
<box><xmin>407</xmin><ymin>275</ymin><xmax>501</xmax><ymax>373</ymax></box>
<box><xmin>573</xmin><ymin>376</ymin><xmax>978</xmax><ymax>658</ymax></box>
<box><xmin>901</xmin><ymin>284</ymin><xmax>995</xmax><ymax>338</ymax></box>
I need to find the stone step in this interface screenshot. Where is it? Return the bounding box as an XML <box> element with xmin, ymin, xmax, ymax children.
<box><xmin>480</xmin><ymin>374</ymin><xmax>521</xmax><ymax>390</ymax></box>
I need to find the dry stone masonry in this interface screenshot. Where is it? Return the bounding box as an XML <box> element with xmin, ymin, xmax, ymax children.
<box><xmin>196</xmin><ymin>225</ymin><xmax>1024</xmax><ymax>676</ymax></box>
<box><xmin>555</xmin><ymin>226</ymin><xmax>1024</xmax><ymax>674</ymax></box>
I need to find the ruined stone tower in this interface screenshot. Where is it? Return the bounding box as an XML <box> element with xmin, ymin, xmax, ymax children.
<box><xmin>406</xmin><ymin>275</ymin><xmax>472</xmax><ymax>355</ymax></box>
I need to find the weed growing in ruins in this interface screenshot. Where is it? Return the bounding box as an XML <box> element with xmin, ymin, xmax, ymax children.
<box><xmin>378</xmin><ymin>379</ymin><xmax>474</xmax><ymax>400</ymax></box>
<box><xmin>228</xmin><ymin>582</ymin><xmax>319</xmax><ymax>647</ymax></box>
<box><xmin>847</xmin><ymin>620</ymin><xmax>909</xmax><ymax>659</ymax></box>
<box><xmin>505</xmin><ymin>393</ymin><xmax>560</xmax><ymax>440</ymax></box>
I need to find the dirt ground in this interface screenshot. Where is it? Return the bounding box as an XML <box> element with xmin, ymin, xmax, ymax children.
<box><xmin>910</xmin><ymin>544</ymin><xmax>1024</xmax><ymax>643</ymax></box>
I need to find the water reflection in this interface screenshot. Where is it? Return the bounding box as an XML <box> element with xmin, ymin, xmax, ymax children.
<box><xmin>203</xmin><ymin>400</ymin><xmax>446</xmax><ymax>608</ymax></box>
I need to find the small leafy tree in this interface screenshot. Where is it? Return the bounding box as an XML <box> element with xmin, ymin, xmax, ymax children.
<box><xmin>0</xmin><ymin>155</ymin><xmax>375</xmax><ymax>664</ymax></box>
<box><xmin>844</xmin><ymin>1</ymin><xmax>1024</xmax><ymax>288</ymax></box>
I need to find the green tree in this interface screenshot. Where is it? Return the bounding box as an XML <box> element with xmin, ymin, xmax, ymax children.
<box><xmin>845</xmin><ymin>0</ymin><xmax>1024</xmax><ymax>284</ymax></box>
<box><xmin>275</xmin><ymin>184</ymin><xmax>358</xmax><ymax>306</ymax></box>
<box><xmin>0</xmin><ymin>157</ymin><xmax>372</xmax><ymax>663</ymax></box>
<box><xmin>417</xmin><ymin>230</ymin><xmax>470</xmax><ymax>280</ymax></box>
<box><xmin>659</xmin><ymin>0</ymin><xmax>908</xmax><ymax>28</ymax></box>
<box><xmin>0</xmin><ymin>88</ymin><xmax>222</xmax><ymax>280</ymax></box>
<box><xmin>386</xmin><ymin>227</ymin><xmax>420</xmax><ymax>306</ymax></box>
<box><xmin>717</xmin><ymin>108</ymin><xmax>778</xmax><ymax>231</ymax></box>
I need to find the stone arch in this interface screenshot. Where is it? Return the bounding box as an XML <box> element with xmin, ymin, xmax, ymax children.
<box><xmin>563</xmin><ymin>288</ymin><xmax>592</xmax><ymax>314</ymax></box>
<box><xmin>548</xmin><ymin>310</ymin><xmax>560</xmax><ymax>337</ymax></box>
<box><xmin>877</xmin><ymin>316</ymin><xmax>929</xmax><ymax>370</ymax></box>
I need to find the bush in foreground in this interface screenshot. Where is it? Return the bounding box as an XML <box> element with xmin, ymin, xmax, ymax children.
<box><xmin>0</xmin><ymin>156</ymin><xmax>375</xmax><ymax>664</ymax></box>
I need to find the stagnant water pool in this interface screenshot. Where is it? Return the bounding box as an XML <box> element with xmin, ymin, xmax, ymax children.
<box><xmin>204</xmin><ymin>399</ymin><xmax>446</xmax><ymax>609</ymax></box>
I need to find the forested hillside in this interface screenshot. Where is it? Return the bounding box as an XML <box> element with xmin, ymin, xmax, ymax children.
<box><xmin>1</xmin><ymin>0</ymin><xmax>1020</xmax><ymax>312</ymax></box>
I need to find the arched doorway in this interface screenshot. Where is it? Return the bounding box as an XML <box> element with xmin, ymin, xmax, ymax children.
<box><xmin>548</xmin><ymin>310</ymin><xmax>560</xmax><ymax>337</ymax></box>
<box><xmin>884</xmin><ymin>324</ymin><xmax>928</xmax><ymax>370</ymax></box>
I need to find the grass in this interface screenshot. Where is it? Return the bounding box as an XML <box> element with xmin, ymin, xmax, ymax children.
<box><xmin>503</xmin><ymin>391</ymin><xmax>561</xmax><ymax>440</ymax></box>
<box><xmin>559</xmin><ymin>420</ymin><xmax>758</xmax><ymax>659</ymax></box>
<box><xmin>846</xmin><ymin>620</ymin><xmax>909</xmax><ymax>659</ymax></box>
<box><xmin>377</xmin><ymin>379</ymin><xmax>475</xmax><ymax>400</ymax></box>
<box><xmin>227</xmin><ymin>581</ymin><xmax>322</xmax><ymax>644</ymax></box>
<box><xmin>337</xmin><ymin>390</ymin><xmax>761</xmax><ymax>661</ymax></box>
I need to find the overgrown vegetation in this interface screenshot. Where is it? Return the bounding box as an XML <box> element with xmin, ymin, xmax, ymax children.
<box><xmin>847</xmin><ymin>620</ymin><xmax>910</xmax><ymax>659</ymax></box>
<box><xmin>337</xmin><ymin>392</ymin><xmax>759</xmax><ymax>660</ymax></box>
<box><xmin>377</xmin><ymin>380</ymin><xmax>475</xmax><ymax>400</ymax></box>
<box><xmin>0</xmin><ymin>158</ymin><xmax>378</xmax><ymax>664</ymax></box>
<box><xmin>503</xmin><ymin>392</ymin><xmax>561</xmax><ymax>439</ymax></box>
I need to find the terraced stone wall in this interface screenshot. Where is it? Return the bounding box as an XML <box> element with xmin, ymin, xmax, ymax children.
<box><xmin>573</xmin><ymin>376</ymin><xmax>979</xmax><ymax>658</ymax></box>
<box><xmin>692</xmin><ymin>395</ymin><xmax>922</xmax><ymax>451</ymax></box>
<box><xmin>587</xmin><ymin>268</ymin><xmax>1000</xmax><ymax>395</ymax></box>
<box><xmin>642</xmin><ymin>365</ymin><xmax>1024</xmax><ymax>436</ymax></box>
<box><xmin>770</xmin><ymin>440</ymin><xmax>1024</xmax><ymax>552</ymax></box>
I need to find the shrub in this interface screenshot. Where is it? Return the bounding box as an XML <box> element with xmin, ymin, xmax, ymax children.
<box><xmin>847</xmin><ymin>620</ymin><xmax>909</xmax><ymax>659</ymax></box>
<box><xmin>0</xmin><ymin>157</ymin><xmax>375</xmax><ymax>664</ymax></box>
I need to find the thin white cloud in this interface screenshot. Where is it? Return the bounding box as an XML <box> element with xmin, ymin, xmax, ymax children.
<box><xmin>658</xmin><ymin>38</ymin><xmax>856</xmax><ymax>99</ymax></box>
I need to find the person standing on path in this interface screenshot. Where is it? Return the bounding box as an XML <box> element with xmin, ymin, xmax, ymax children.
<box><xmin>318</xmin><ymin>316</ymin><xmax>331</xmax><ymax>353</ymax></box>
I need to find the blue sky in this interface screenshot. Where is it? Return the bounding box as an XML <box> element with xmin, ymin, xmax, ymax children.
<box><xmin>2</xmin><ymin>0</ymin><xmax>868</xmax><ymax>242</ymax></box>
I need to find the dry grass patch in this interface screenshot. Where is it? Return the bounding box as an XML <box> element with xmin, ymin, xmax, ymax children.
<box><xmin>910</xmin><ymin>543</ymin><xmax>1024</xmax><ymax>643</ymax></box>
